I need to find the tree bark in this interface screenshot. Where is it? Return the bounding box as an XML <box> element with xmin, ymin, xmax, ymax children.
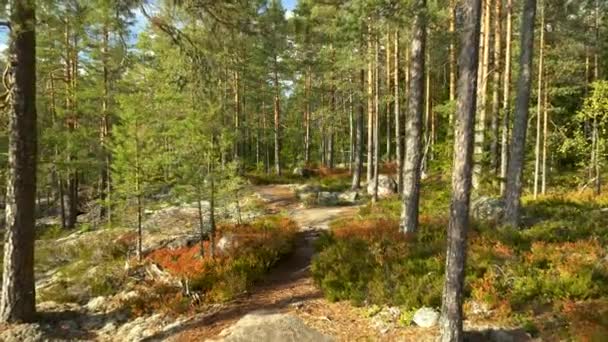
<box><xmin>273</xmin><ymin>57</ymin><xmax>281</xmax><ymax>175</ymax></box>
<box><xmin>533</xmin><ymin>1</ymin><xmax>545</xmax><ymax>199</ymax></box>
<box><xmin>504</xmin><ymin>0</ymin><xmax>537</xmax><ymax>227</ymax></box>
<box><xmin>99</xmin><ymin>21</ymin><xmax>111</xmax><ymax>224</ymax></box>
<box><xmin>541</xmin><ymin>79</ymin><xmax>548</xmax><ymax>194</ymax></box>
<box><xmin>500</xmin><ymin>0</ymin><xmax>513</xmax><ymax>195</ymax></box>
<box><xmin>472</xmin><ymin>0</ymin><xmax>492</xmax><ymax>189</ymax></box>
<box><xmin>352</xmin><ymin>69</ymin><xmax>365</xmax><ymax>190</ymax></box>
<box><xmin>440</xmin><ymin>0</ymin><xmax>482</xmax><ymax>339</ymax></box>
<box><xmin>0</xmin><ymin>0</ymin><xmax>37</xmax><ymax>323</ymax></box>
<box><xmin>400</xmin><ymin>0</ymin><xmax>426</xmax><ymax>234</ymax></box>
<box><xmin>489</xmin><ymin>0</ymin><xmax>502</xmax><ymax>174</ymax></box>
<box><xmin>386</xmin><ymin>30</ymin><xmax>392</xmax><ymax>161</ymax></box>
<box><xmin>449</xmin><ymin>0</ymin><xmax>457</xmax><ymax>108</ymax></box>
<box><xmin>593</xmin><ymin>0</ymin><xmax>601</xmax><ymax>195</ymax></box>
<box><xmin>367</xmin><ymin>24</ymin><xmax>374</xmax><ymax>184</ymax></box>
<box><xmin>372</xmin><ymin>36</ymin><xmax>380</xmax><ymax>203</ymax></box>
<box><xmin>305</xmin><ymin>67</ymin><xmax>311</xmax><ymax>164</ymax></box>
<box><xmin>394</xmin><ymin>30</ymin><xmax>403</xmax><ymax>193</ymax></box>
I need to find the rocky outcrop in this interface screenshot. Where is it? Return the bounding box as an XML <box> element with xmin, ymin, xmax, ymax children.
<box><xmin>471</xmin><ymin>196</ymin><xmax>505</xmax><ymax>222</ymax></box>
<box><xmin>412</xmin><ymin>307</ymin><xmax>440</xmax><ymax>328</ymax></box>
<box><xmin>366</xmin><ymin>175</ymin><xmax>398</xmax><ymax>199</ymax></box>
<box><xmin>210</xmin><ymin>311</ymin><xmax>333</xmax><ymax>342</ymax></box>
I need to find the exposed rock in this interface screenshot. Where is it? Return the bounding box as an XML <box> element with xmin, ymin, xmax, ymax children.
<box><xmin>86</xmin><ymin>296</ymin><xmax>108</xmax><ymax>312</ymax></box>
<box><xmin>211</xmin><ymin>311</ymin><xmax>333</xmax><ymax>342</ymax></box>
<box><xmin>338</xmin><ymin>191</ymin><xmax>359</xmax><ymax>204</ymax></box>
<box><xmin>471</xmin><ymin>196</ymin><xmax>505</xmax><ymax>221</ymax></box>
<box><xmin>366</xmin><ymin>175</ymin><xmax>397</xmax><ymax>199</ymax></box>
<box><xmin>165</xmin><ymin>234</ymin><xmax>200</xmax><ymax>250</ymax></box>
<box><xmin>297</xmin><ymin>192</ymin><xmax>318</xmax><ymax>205</ymax></box>
<box><xmin>293</xmin><ymin>183</ymin><xmax>321</xmax><ymax>194</ymax></box>
<box><xmin>412</xmin><ymin>307</ymin><xmax>439</xmax><ymax>328</ymax></box>
<box><xmin>489</xmin><ymin>329</ymin><xmax>516</xmax><ymax>342</ymax></box>
<box><xmin>317</xmin><ymin>192</ymin><xmax>339</xmax><ymax>206</ymax></box>
<box><xmin>369</xmin><ymin>306</ymin><xmax>401</xmax><ymax>334</ymax></box>
<box><xmin>0</xmin><ymin>324</ymin><xmax>45</xmax><ymax>342</ymax></box>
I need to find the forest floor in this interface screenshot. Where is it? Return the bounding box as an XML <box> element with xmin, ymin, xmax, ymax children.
<box><xmin>169</xmin><ymin>185</ymin><xmax>529</xmax><ymax>342</ymax></box>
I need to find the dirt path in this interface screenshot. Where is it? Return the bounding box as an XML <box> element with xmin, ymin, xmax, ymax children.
<box><xmin>168</xmin><ymin>185</ymin><xmax>381</xmax><ymax>341</ymax></box>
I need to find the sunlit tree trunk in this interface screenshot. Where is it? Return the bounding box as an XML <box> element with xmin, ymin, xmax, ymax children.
<box><xmin>352</xmin><ymin>69</ymin><xmax>365</xmax><ymax>190</ymax></box>
<box><xmin>305</xmin><ymin>67</ymin><xmax>311</xmax><ymax>164</ymax></box>
<box><xmin>394</xmin><ymin>30</ymin><xmax>403</xmax><ymax>192</ymax></box>
<box><xmin>541</xmin><ymin>79</ymin><xmax>549</xmax><ymax>194</ymax></box>
<box><xmin>440</xmin><ymin>0</ymin><xmax>482</xmax><ymax>339</ymax></box>
<box><xmin>449</xmin><ymin>0</ymin><xmax>457</xmax><ymax>112</ymax></box>
<box><xmin>504</xmin><ymin>0</ymin><xmax>537</xmax><ymax>227</ymax></box>
<box><xmin>367</xmin><ymin>24</ymin><xmax>374</xmax><ymax>184</ymax></box>
<box><xmin>400</xmin><ymin>0</ymin><xmax>426</xmax><ymax>234</ymax></box>
<box><xmin>0</xmin><ymin>0</ymin><xmax>37</xmax><ymax>323</ymax></box>
<box><xmin>372</xmin><ymin>36</ymin><xmax>380</xmax><ymax>203</ymax></box>
<box><xmin>489</xmin><ymin>0</ymin><xmax>502</xmax><ymax>174</ymax></box>
<box><xmin>500</xmin><ymin>0</ymin><xmax>513</xmax><ymax>195</ymax></box>
<box><xmin>273</xmin><ymin>56</ymin><xmax>281</xmax><ymax>175</ymax></box>
<box><xmin>386</xmin><ymin>30</ymin><xmax>392</xmax><ymax>161</ymax></box>
<box><xmin>473</xmin><ymin>0</ymin><xmax>491</xmax><ymax>189</ymax></box>
<box><xmin>533</xmin><ymin>1</ymin><xmax>545</xmax><ymax>199</ymax></box>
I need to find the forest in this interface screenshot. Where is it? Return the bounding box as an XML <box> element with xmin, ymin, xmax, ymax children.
<box><xmin>0</xmin><ymin>0</ymin><xmax>607</xmax><ymax>341</ymax></box>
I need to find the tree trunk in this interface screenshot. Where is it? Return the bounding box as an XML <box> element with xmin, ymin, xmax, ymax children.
<box><xmin>367</xmin><ymin>24</ymin><xmax>374</xmax><ymax>184</ymax></box>
<box><xmin>440</xmin><ymin>0</ymin><xmax>482</xmax><ymax>339</ymax></box>
<box><xmin>400</xmin><ymin>0</ymin><xmax>426</xmax><ymax>234</ymax></box>
<box><xmin>305</xmin><ymin>67</ymin><xmax>311</xmax><ymax>164</ymax></box>
<box><xmin>449</xmin><ymin>0</ymin><xmax>457</xmax><ymax>108</ymax></box>
<box><xmin>593</xmin><ymin>0</ymin><xmax>601</xmax><ymax>195</ymax></box>
<box><xmin>372</xmin><ymin>36</ymin><xmax>380</xmax><ymax>203</ymax></box>
<box><xmin>472</xmin><ymin>0</ymin><xmax>492</xmax><ymax>189</ymax></box>
<box><xmin>0</xmin><ymin>0</ymin><xmax>37</xmax><ymax>323</ymax></box>
<box><xmin>489</xmin><ymin>0</ymin><xmax>502</xmax><ymax>174</ymax></box>
<box><xmin>352</xmin><ymin>69</ymin><xmax>365</xmax><ymax>190</ymax></box>
<box><xmin>209</xmin><ymin>157</ymin><xmax>216</xmax><ymax>258</ymax></box>
<box><xmin>135</xmin><ymin>124</ymin><xmax>143</xmax><ymax>262</ymax></box>
<box><xmin>541</xmin><ymin>80</ymin><xmax>549</xmax><ymax>194</ymax></box>
<box><xmin>500</xmin><ymin>0</ymin><xmax>513</xmax><ymax>195</ymax></box>
<box><xmin>386</xmin><ymin>30</ymin><xmax>392</xmax><ymax>161</ymax></box>
<box><xmin>394</xmin><ymin>30</ymin><xmax>403</xmax><ymax>193</ymax></box>
<box><xmin>504</xmin><ymin>0</ymin><xmax>537</xmax><ymax>227</ymax></box>
<box><xmin>273</xmin><ymin>57</ymin><xmax>281</xmax><ymax>175</ymax></box>
<box><xmin>99</xmin><ymin>22</ymin><xmax>111</xmax><ymax>223</ymax></box>
<box><xmin>349</xmin><ymin>81</ymin><xmax>355</xmax><ymax>171</ymax></box>
<box><xmin>533</xmin><ymin>1</ymin><xmax>545</xmax><ymax>199</ymax></box>
<box><xmin>197</xmin><ymin>183</ymin><xmax>205</xmax><ymax>258</ymax></box>
<box><xmin>423</xmin><ymin>45</ymin><xmax>431</xmax><ymax>175</ymax></box>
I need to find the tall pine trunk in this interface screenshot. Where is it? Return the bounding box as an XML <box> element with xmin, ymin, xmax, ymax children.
<box><xmin>541</xmin><ymin>80</ymin><xmax>549</xmax><ymax>194</ymax></box>
<box><xmin>489</xmin><ymin>0</ymin><xmax>502</xmax><ymax>174</ymax></box>
<box><xmin>504</xmin><ymin>0</ymin><xmax>537</xmax><ymax>227</ymax></box>
<box><xmin>367</xmin><ymin>24</ymin><xmax>374</xmax><ymax>184</ymax></box>
<box><xmin>372</xmin><ymin>36</ymin><xmax>380</xmax><ymax>203</ymax></box>
<box><xmin>440</xmin><ymin>0</ymin><xmax>482</xmax><ymax>339</ymax></box>
<box><xmin>400</xmin><ymin>0</ymin><xmax>426</xmax><ymax>234</ymax></box>
<box><xmin>273</xmin><ymin>57</ymin><xmax>281</xmax><ymax>175</ymax></box>
<box><xmin>394</xmin><ymin>30</ymin><xmax>403</xmax><ymax>192</ymax></box>
<box><xmin>0</xmin><ymin>0</ymin><xmax>37</xmax><ymax>323</ymax></box>
<box><xmin>500</xmin><ymin>0</ymin><xmax>513</xmax><ymax>195</ymax></box>
<box><xmin>352</xmin><ymin>69</ymin><xmax>365</xmax><ymax>190</ymax></box>
<box><xmin>472</xmin><ymin>0</ymin><xmax>491</xmax><ymax>189</ymax></box>
<box><xmin>533</xmin><ymin>1</ymin><xmax>545</xmax><ymax>199</ymax></box>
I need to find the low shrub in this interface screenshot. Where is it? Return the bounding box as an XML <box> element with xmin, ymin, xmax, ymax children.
<box><xmin>312</xmin><ymin>189</ymin><xmax>608</xmax><ymax>338</ymax></box>
<box><xmin>146</xmin><ymin>216</ymin><xmax>298</xmax><ymax>306</ymax></box>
